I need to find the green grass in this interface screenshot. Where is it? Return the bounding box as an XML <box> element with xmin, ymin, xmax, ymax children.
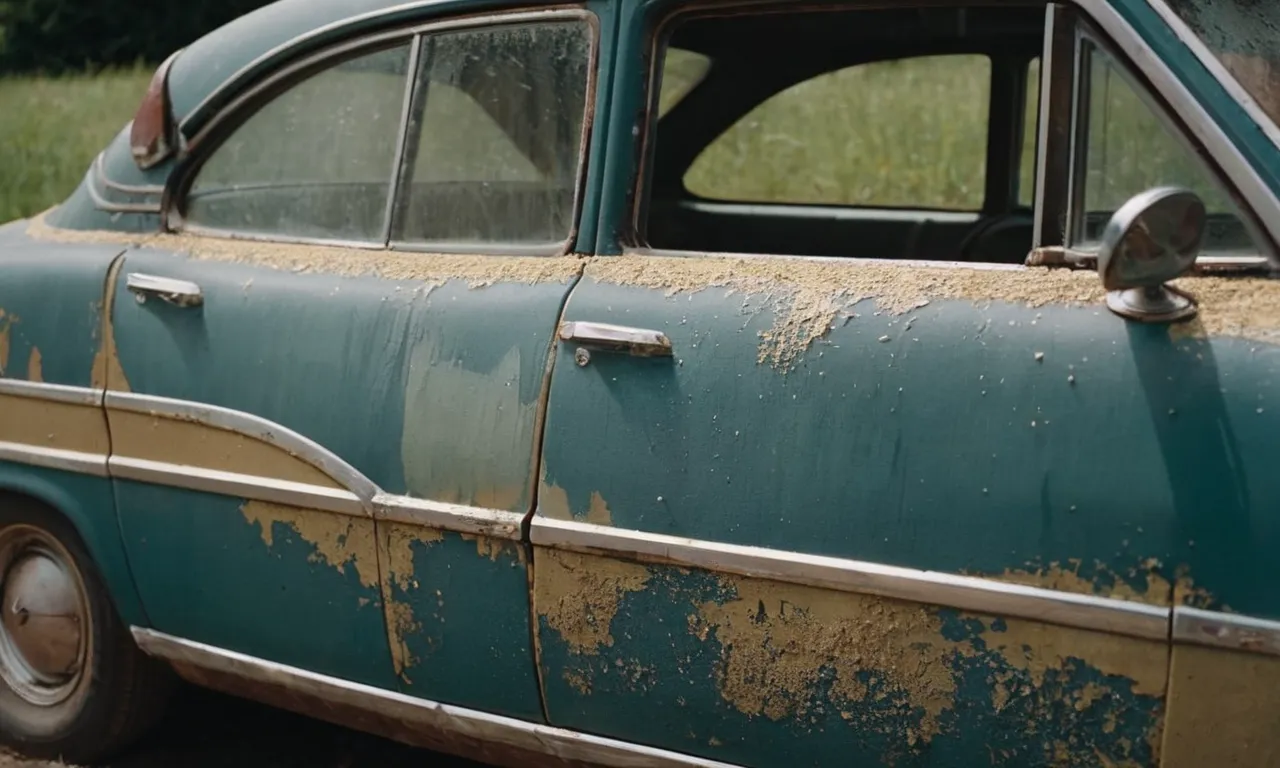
<box><xmin>0</xmin><ymin>66</ymin><xmax>152</xmax><ymax>223</ymax></box>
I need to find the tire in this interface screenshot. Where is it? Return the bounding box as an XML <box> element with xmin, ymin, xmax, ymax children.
<box><xmin>0</xmin><ymin>495</ymin><xmax>174</xmax><ymax>763</ymax></box>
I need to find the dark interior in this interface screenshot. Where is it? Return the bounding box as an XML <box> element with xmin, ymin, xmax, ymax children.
<box><xmin>643</xmin><ymin>5</ymin><xmax>1048</xmax><ymax>263</ymax></box>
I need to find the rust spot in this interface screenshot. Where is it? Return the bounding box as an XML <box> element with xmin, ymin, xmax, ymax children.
<box><xmin>534</xmin><ymin>549</ymin><xmax>649</xmax><ymax>655</ymax></box>
<box><xmin>240</xmin><ymin>500</ymin><xmax>378</xmax><ymax>589</ymax></box>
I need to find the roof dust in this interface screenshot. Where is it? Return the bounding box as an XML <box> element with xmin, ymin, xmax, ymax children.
<box><xmin>379</xmin><ymin>523</ymin><xmax>443</xmax><ymax>678</ymax></box>
<box><xmin>587</xmin><ymin>255</ymin><xmax>1107</xmax><ymax>368</ymax></box>
<box><xmin>1168</xmin><ymin>276</ymin><xmax>1280</xmax><ymax>346</ymax></box>
<box><xmin>26</xmin><ymin>347</ymin><xmax>41</xmax><ymax>383</ymax></box>
<box><xmin>240</xmin><ymin>500</ymin><xmax>378</xmax><ymax>589</ymax></box>
<box><xmin>24</xmin><ymin>210</ymin><xmax>151</xmax><ymax>246</ymax></box>
<box><xmin>534</xmin><ymin>549</ymin><xmax>649</xmax><ymax>655</ymax></box>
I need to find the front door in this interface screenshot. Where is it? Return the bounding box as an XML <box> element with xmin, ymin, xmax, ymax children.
<box><xmin>532</xmin><ymin>1</ymin><xmax>1280</xmax><ymax>766</ymax></box>
<box><xmin>108</xmin><ymin>8</ymin><xmax>601</xmax><ymax>721</ymax></box>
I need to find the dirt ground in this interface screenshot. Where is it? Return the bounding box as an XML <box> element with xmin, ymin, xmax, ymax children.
<box><xmin>0</xmin><ymin>687</ymin><xmax>489</xmax><ymax>768</ymax></box>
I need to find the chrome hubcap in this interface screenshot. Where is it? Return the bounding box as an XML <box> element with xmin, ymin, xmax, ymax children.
<box><xmin>0</xmin><ymin>529</ymin><xmax>88</xmax><ymax>707</ymax></box>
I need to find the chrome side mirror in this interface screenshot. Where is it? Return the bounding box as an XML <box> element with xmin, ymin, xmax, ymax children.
<box><xmin>1097</xmin><ymin>187</ymin><xmax>1205</xmax><ymax>323</ymax></box>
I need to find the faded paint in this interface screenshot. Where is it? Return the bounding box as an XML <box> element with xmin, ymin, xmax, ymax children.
<box><xmin>91</xmin><ymin>254</ymin><xmax>131</xmax><ymax>392</ymax></box>
<box><xmin>108</xmin><ymin>409</ymin><xmax>340</xmax><ymax>488</ymax></box>
<box><xmin>379</xmin><ymin>523</ymin><xmax>443</xmax><ymax>678</ymax></box>
<box><xmin>26</xmin><ymin>346</ymin><xmax>42</xmax><ymax>382</ymax></box>
<box><xmin>539</xmin><ymin>481</ymin><xmax>573</xmax><ymax>520</ymax></box>
<box><xmin>1161</xmin><ymin>645</ymin><xmax>1280</xmax><ymax>768</ymax></box>
<box><xmin>240</xmin><ymin>500</ymin><xmax>378</xmax><ymax>588</ymax></box>
<box><xmin>401</xmin><ymin>340</ymin><xmax>533</xmax><ymax>510</ymax></box>
<box><xmin>534</xmin><ymin>548</ymin><xmax>649</xmax><ymax>655</ymax></box>
<box><xmin>0</xmin><ymin>394</ymin><xmax>110</xmax><ymax>454</ymax></box>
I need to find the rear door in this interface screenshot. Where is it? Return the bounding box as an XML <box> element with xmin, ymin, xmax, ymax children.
<box><xmin>531</xmin><ymin>2</ymin><xmax>1280</xmax><ymax>766</ymax></box>
<box><xmin>107</xmin><ymin>7</ymin><xmax>601</xmax><ymax>720</ymax></box>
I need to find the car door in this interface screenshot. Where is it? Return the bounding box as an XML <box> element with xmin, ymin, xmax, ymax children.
<box><xmin>107</xmin><ymin>8</ymin><xmax>600</xmax><ymax>720</ymax></box>
<box><xmin>531</xmin><ymin>1</ymin><xmax>1280</xmax><ymax>766</ymax></box>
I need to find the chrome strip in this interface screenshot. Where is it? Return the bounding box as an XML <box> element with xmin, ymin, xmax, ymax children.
<box><xmin>94</xmin><ymin>152</ymin><xmax>164</xmax><ymax>197</ymax></box>
<box><xmin>104</xmin><ymin>391</ymin><xmax>380</xmax><ymax>504</ymax></box>
<box><xmin>1079</xmin><ymin>0</ymin><xmax>1280</xmax><ymax>252</ymax></box>
<box><xmin>132</xmin><ymin>628</ymin><xmax>742</xmax><ymax>768</ymax></box>
<box><xmin>111</xmin><ymin>456</ymin><xmax>365</xmax><ymax>516</ymax></box>
<box><xmin>83</xmin><ymin>168</ymin><xmax>162</xmax><ymax>215</ymax></box>
<box><xmin>1174</xmin><ymin>606</ymin><xmax>1280</xmax><ymax>657</ymax></box>
<box><xmin>1145</xmin><ymin>0</ymin><xmax>1280</xmax><ymax>149</ymax></box>
<box><xmin>0</xmin><ymin>442</ymin><xmax>108</xmax><ymax>477</ymax></box>
<box><xmin>0</xmin><ymin>379</ymin><xmax>102</xmax><ymax>406</ymax></box>
<box><xmin>373</xmin><ymin>493</ymin><xmax>523</xmax><ymax>540</ymax></box>
<box><xmin>531</xmin><ymin>517</ymin><xmax>1170</xmax><ymax>640</ymax></box>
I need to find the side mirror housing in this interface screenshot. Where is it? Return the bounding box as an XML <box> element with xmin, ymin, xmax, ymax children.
<box><xmin>1096</xmin><ymin>187</ymin><xmax>1205</xmax><ymax>322</ymax></box>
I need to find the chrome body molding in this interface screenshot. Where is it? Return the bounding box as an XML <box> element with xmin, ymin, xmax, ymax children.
<box><xmin>93</xmin><ymin>152</ymin><xmax>164</xmax><ymax>197</ymax></box>
<box><xmin>82</xmin><ymin>168</ymin><xmax>162</xmax><ymax>216</ymax></box>
<box><xmin>373</xmin><ymin>494</ymin><xmax>524</xmax><ymax>540</ymax></box>
<box><xmin>1077</xmin><ymin>0</ymin><xmax>1280</xmax><ymax>254</ymax></box>
<box><xmin>531</xmin><ymin>517</ymin><xmax>1170</xmax><ymax>641</ymax></box>
<box><xmin>132</xmin><ymin>628</ymin><xmax>742</xmax><ymax>768</ymax></box>
<box><xmin>0</xmin><ymin>442</ymin><xmax>108</xmax><ymax>478</ymax></box>
<box><xmin>110</xmin><ymin>457</ymin><xmax>365</xmax><ymax>516</ymax></box>
<box><xmin>104</xmin><ymin>391</ymin><xmax>380</xmax><ymax>504</ymax></box>
<box><xmin>0</xmin><ymin>379</ymin><xmax>102</xmax><ymax>406</ymax></box>
<box><xmin>1174</xmin><ymin>606</ymin><xmax>1280</xmax><ymax>657</ymax></box>
<box><xmin>1145</xmin><ymin>0</ymin><xmax>1280</xmax><ymax>149</ymax></box>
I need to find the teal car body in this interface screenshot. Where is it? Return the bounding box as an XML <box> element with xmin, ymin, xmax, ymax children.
<box><xmin>3</xmin><ymin>0</ymin><xmax>1280</xmax><ymax>765</ymax></box>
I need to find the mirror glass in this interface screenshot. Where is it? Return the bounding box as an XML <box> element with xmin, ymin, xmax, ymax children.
<box><xmin>1097</xmin><ymin>187</ymin><xmax>1206</xmax><ymax>290</ymax></box>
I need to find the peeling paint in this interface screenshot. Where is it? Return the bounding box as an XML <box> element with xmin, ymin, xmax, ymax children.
<box><xmin>460</xmin><ymin>532</ymin><xmax>520</xmax><ymax>562</ymax></box>
<box><xmin>535</xmin><ymin>549</ymin><xmax>649</xmax><ymax>655</ymax></box>
<box><xmin>539</xmin><ymin>481</ymin><xmax>572</xmax><ymax>520</ymax></box>
<box><xmin>26</xmin><ymin>346</ymin><xmax>42</xmax><ymax>382</ymax></box>
<box><xmin>91</xmin><ymin>255</ymin><xmax>131</xmax><ymax>392</ymax></box>
<box><xmin>401</xmin><ymin>340</ymin><xmax>534</xmax><ymax>510</ymax></box>
<box><xmin>240</xmin><ymin>500</ymin><xmax>378</xmax><ymax>589</ymax></box>
<box><xmin>379</xmin><ymin>524</ymin><xmax>444</xmax><ymax>678</ymax></box>
<box><xmin>993</xmin><ymin>559</ymin><xmax>1172</xmax><ymax>606</ymax></box>
<box><xmin>585</xmin><ymin>492</ymin><xmax>613</xmax><ymax>526</ymax></box>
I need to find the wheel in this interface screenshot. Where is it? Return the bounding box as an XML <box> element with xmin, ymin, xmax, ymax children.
<box><xmin>0</xmin><ymin>496</ymin><xmax>173</xmax><ymax>763</ymax></box>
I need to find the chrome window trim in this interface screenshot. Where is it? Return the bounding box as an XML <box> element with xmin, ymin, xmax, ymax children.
<box><xmin>104</xmin><ymin>391</ymin><xmax>380</xmax><ymax>504</ymax></box>
<box><xmin>83</xmin><ymin>168</ymin><xmax>162</xmax><ymax>215</ymax></box>
<box><xmin>531</xmin><ymin>517</ymin><xmax>1171</xmax><ymax>641</ymax></box>
<box><xmin>381</xmin><ymin>35</ymin><xmax>424</xmax><ymax>244</ymax></box>
<box><xmin>173</xmin><ymin>7</ymin><xmax>599</xmax><ymax>259</ymax></box>
<box><xmin>1173</xmin><ymin>606</ymin><xmax>1280</xmax><ymax>657</ymax></box>
<box><xmin>0</xmin><ymin>442</ymin><xmax>108</xmax><ymax>477</ymax></box>
<box><xmin>132</xmin><ymin>628</ymin><xmax>745</xmax><ymax>768</ymax></box>
<box><xmin>1144</xmin><ymin>0</ymin><xmax>1280</xmax><ymax>149</ymax></box>
<box><xmin>0</xmin><ymin>379</ymin><xmax>102</xmax><ymax>406</ymax></box>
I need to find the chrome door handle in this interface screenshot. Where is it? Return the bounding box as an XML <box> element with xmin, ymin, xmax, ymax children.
<box><xmin>558</xmin><ymin>321</ymin><xmax>673</xmax><ymax>357</ymax></box>
<box><xmin>126</xmin><ymin>273</ymin><xmax>203</xmax><ymax>308</ymax></box>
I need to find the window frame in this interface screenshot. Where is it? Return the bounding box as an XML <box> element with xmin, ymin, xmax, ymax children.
<box><xmin>164</xmin><ymin>7</ymin><xmax>600</xmax><ymax>258</ymax></box>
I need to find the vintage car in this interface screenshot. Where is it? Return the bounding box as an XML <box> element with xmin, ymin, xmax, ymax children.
<box><xmin>0</xmin><ymin>0</ymin><xmax>1278</xmax><ymax>764</ymax></box>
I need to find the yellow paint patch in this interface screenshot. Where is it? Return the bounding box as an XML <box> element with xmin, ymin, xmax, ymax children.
<box><xmin>587</xmin><ymin>255</ymin><xmax>1108</xmax><ymax>368</ymax></box>
<box><xmin>108</xmin><ymin>410</ymin><xmax>339</xmax><ymax>488</ymax></box>
<box><xmin>539</xmin><ymin>482</ymin><xmax>572</xmax><ymax>520</ymax></box>
<box><xmin>1161</xmin><ymin>644</ymin><xmax>1280</xmax><ymax>768</ymax></box>
<box><xmin>980</xmin><ymin>618</ymin><xmax>1167</xmax><ymax>697</ymax></box>
<box><xmin>585</xmin><ymin>491</ymin><xmax>612</xmax><ymax>526</ymax></box>
<box><xmin>26</xmin><ymin>347</ymin><xmax>42</xmax><ymax>383</ymax></box>
<box><xmin>994</xmin><ymin>559</ymin><xmax>1172</xmax><ymax>606</ymax></box>
<box><xmin>240</xmin><ymin>500</ymin><xmax>378</xmax><ymax>589</ymax></box>
<box><xmin>534</xmin><ymin>549</ymin><xmax>649</xmax><ymax>655</ymax></box>
<box><xmin>378</xmin><ymin>523</ymin><xmax>444</xmax><ymax>678</ymax></box>
<box><xmin>91</xmin><ymin>255</ymin><xmax>130</xmax><ymax>392</ymax></box>
<box><xmin>0</xmin><ymin>394</ymin><xmax>109</xmax><ymax>454</ymax></box>
<box><xmin>460</xmin><ymin>532</ymin><xmax>518</xmax><ymax>562</ymax></box>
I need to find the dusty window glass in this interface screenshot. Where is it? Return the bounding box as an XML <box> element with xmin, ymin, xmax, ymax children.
<box><xmin>657</xmin><ymin>47</ymin><xmax>711</xmax><ymax>118</ymax></box>
<box><xmin>1018</xmin><ymin>58</ymin><xmax>1041</xmax><ymax>207</ymax></box>
<box><xmin>1164</xmin><ymin>0</ymin><xmax>1280</xmax><ymax>128</ymax></box>
<box><xmin>684</xmin><ymin>54</ymin><xmax>991</xmax><ymax>210</ymax></box>
<box><xmin>392</xmin><ymin>21</ymin><xmax>593</xmax><ymax>247</ymax></box>
<box><xmin>186</xmin><ymin>45</ymin><xmax>410</xmax><ymax>241</ymax></box>
<box><xmin>1078</xmin><ymin>44</ymin><xmax>1258</xmax><ymax>254</ymax></box>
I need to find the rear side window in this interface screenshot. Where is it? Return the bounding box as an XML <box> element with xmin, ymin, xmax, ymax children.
<box><xmin>185</xmin><ymin>45</ymin><xmax>411</xmax><ymax>242</ymax></box>
<box><xmin>683</xmin><ymin>54</ymin><xmax>992</xmax><ymax>210</ymax></box>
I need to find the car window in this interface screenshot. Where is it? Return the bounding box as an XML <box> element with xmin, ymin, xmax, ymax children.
<box><xmin>1164</xmin><ymin>0</ymin><xmax>1280</xmax><ymax>128</ymax></box>
<box><xmin>185</xmin><ymin>44</ymin><xmax>411</xmax><ymax>242</ymax></box>
<box><xmin>658</xmin><ymin>47</ymin><xmax>711</xmax><ymax>118</ymax></box>
<box><xmin>391</xmin><ymin>21</ymin><xmax>593</xmax><ymax>247</ymax></box>
<box><xmin>1018</xmin><ymin>57</ymin><xmax>1041</xmax><ymax>207</ymax></box>
<box><xmin>683</xmin><ymin>54</ymin><xmax>992</xmax><ymax>210</ymax></box>
<box><xmin>1075</xmin><ymin>41</ymin><xmax>1258</xmax><ymax>254</ymax></box>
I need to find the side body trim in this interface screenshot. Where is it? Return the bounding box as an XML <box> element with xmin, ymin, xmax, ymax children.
<box><xmin>0</xmin><ymin>379</ymin><xmax>102</xmax><ymax>406</ymax></box>
<box><xmin>0</xmin><ymin>442</ymin><xmax>108</xmax><ymax>477</ymax></box>
<box><xmin>1173</xmin><ymin>606</ymin><xmax>1280</xmax><ymax>657</ymax></box>
<box><xmin>132</xmin><ymin>628</ymin><xmax>742</xmax><ymax>768</ymax></box>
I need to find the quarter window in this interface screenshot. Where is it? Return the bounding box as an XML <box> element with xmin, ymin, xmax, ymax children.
<box><xmin>185</xmin><ymin>45</ymin><xmax>411</xmax><ymax>242</ymax></box>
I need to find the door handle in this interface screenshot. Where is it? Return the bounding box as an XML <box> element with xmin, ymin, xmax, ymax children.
<box><xmin>558</xmin><ymin>321</ymin><xmax>673</xmax><ymax>357</ymax></box>
<box><xmin>126</xmin><ymin>273</ymin><xmax>204</xmax><ymax>308</ymax></box>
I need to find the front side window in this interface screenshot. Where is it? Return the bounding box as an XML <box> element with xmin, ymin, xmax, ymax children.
<box><xmin>683</xmin><ymin>54</ymin><xmax>992</xmax><ymax>211</ymax></box>
<box><xmin>391</xmin><ymin>20</ymin><xmax>593</xmax><ymax>248</ymax></box>
<box><xmin>1074</xmin><ymin>40</ymin><xmax>1258</xmax><ymax>254</ymax></box>
<box><xmin>186</xmin><ymin>45</ymin><xmax>411</xmax><ymax>241</ymax></box>
<box><xmin>1164</xmin><ymin>0</ymin><xmax>1280</xmax><ymax>128</ymax></box>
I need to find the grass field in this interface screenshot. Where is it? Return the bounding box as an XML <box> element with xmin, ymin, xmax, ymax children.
<box><xmin>0</xmin><ymin>50</ymin><xmax>1233</xmax><ymax>226</ymax></box>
